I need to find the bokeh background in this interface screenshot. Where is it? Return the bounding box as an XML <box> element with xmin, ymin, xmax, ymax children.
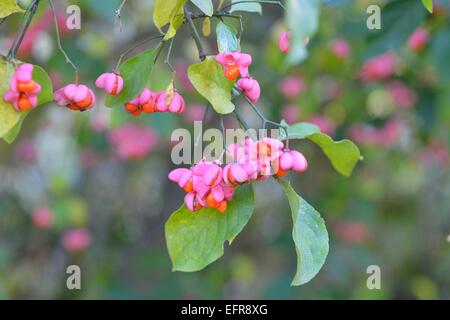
<box><xmin>0</xmin><ymin>0</ymin><xmax>450</xmax><ymax>299</ymax></box>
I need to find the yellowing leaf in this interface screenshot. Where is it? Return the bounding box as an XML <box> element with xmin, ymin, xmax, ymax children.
<box><xmin>0</xmin><ymin>0</ymin><xmax>24</xmax><ymax>19</ymax></box>
<box><xmin>0</xmin><ymin>58</ymin><xmax>22</xmax><ymax>139</ymax></box>
<box><xmin>165</xmin><ymin>79</ymin><xmax>175</xmax><ymax>105</ymax></box>
<box><xmin>421</xmin><ymin>0</ymin><xmax>433</xmax><ymax>13</ymax></box>
<box><xmin>0</xmin><ymin>57</ymin><xmax>53</xmax><ymax>143</ymax></box>
<box><xmin>188</xmin><ymin>56</ymin><xmax>235</xmax><ymax>114</ymax></box>
<box><xmin>153</xmin><ymin>0</ymin><xmax>187</xmax><ymax>40</ymax></box>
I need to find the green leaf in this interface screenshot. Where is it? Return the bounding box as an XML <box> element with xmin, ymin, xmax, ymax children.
<box><xmin>0</xmin><ymin>0</ymin><xmax>24</xmax><ymax>19</ymax></box>
<box><xmin>105</xmin><ymin>46</ymin><xmax>160</xmax><ymax>108</ymax></box>
<box><xmin>165</xmin><ymin>184</ymin><xmax>254</xmax><ymax>272</ymax></box>
<box><xmin>153</xmin><ymin>0</ymin><xmax>187</xmax><ymax>40</ymax></box>
<box><xmin>308</xmin><ymin>133</ymin><xmax>361</xmax><ymax>177</ymax></box>
<box><xmin>285</xmin><ymin>0</ymin><xmax>320</xmax><ymax>65</ymax></box>
<box><xmin>188</xmin><ymin>56</ymin><xmax>235</xmax><ymax>114</ymax></box>
<box><xmin>279</xmin><ymin>120</ymin><xmax>361</xmax><ymax>177</ymax></box>
<box><xmin>421</xmin><ymin>0</ymin><xmax>433</xmax><ymax>13</ymax></box>
<box><xmin>0</xmin><ymin>58</ymin><xmax>20</xmax><ymax>139</ymax></box>
<box><xmin>230</xmin><ymin>0</ymin><xmax>262</xmax><ymax>14</ymax></box>
<box><xmin>33</xmin><ymin>64</ymin><xmax>53</xmax><ymax>106</ymax></box>
<box><xmin>279</xmin><ymin>180</ymin><xmax>329</xmax><ymax>286</ymax></box>
<box><xmin>279</xmin><ymin>119</ymin><xmax>320</xmax><ymax>140</ymax></box>
<box><xmin>216</xmin><ymin>21</ymin><xmax>240</xmax><ymax>53</ymax></box>
<box><xmin>153</xmin><ymin>0</ymin><xmax>178</xmax><ymax>30</ymax></box>
<box><xmin>2</xmin><ymin>115</ymin><xmax>25</xmax><ymax>144</ymax></box>
<box><xmin>191</xmin><ymin>0</ymin><xmax>213</xmax><ymax>16</ymax></box>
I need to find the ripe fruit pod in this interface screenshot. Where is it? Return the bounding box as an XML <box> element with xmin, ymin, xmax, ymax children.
<box><xmin>54</xmin><ymin>84</ymin><xmax>96</xmax><ymax>111</ymax></box>
<box><xmin>95</xmin><ymin>72</ymin><xmax>124</xmax><ymax>96</ymax></box>
<box><xmin>3</xmin><ymin>63</ymin><xmax>41</xmax><ymax>112</ymax></box>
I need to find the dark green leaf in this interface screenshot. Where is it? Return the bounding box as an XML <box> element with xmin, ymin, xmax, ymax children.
<box><xmin>165</xmin><ymin>184</ymin><xmax>254</xmax><ymax>272</ymax></box>
<box><xmin>105</xmin><ymin>45</ymin><xmax>160</xmax><ymax>108</ymax></box>
<box><xmin>279</xmin><ymin>119</ymin><xmax>320</xmax><ymax>140</ymax></box>
<box><xmin>279</xmin><ymin>180</ymin><xmax>329</xmax><ymax>286</ymax></box>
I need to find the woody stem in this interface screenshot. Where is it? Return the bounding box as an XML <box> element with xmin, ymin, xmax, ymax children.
<box><xmin>184</xmin><ymin>6</ymin><xmax>206</xmax><ymax>61</ymax></box>
<box><xmin>7</xmin><ymin>0</ymin><xmax>41</xmax><ymax>59</ymax></box>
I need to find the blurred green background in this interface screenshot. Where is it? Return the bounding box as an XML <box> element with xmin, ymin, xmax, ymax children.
<box><xmin>0</xmin><ymin>0</ymin><xmax>449</xmax><ymax>299</ymax></box>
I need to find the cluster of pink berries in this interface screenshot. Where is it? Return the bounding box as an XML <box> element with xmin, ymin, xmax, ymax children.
<box><xmin>124</xmin><ymin>88</ymin><xmax>185</xmax><ymax>116</ymax></box>
<box><xmin>168</xmin><ymin>138</ymin><xmax>307</xmax><ymax>213</ymax></box>
<box><xmin>53</xmin><ymin>72</ymin><xmax>122</xmax><ymax>112</ymax></box>
<box><xmin>3</xmin><ymin>63</ymin><xmax>41</xmax><ymax>111</ymax></box>
<box><xmin>216</xmin><ymin>51</ymin><xmax>261</xmax><ymax>103</ymax></box>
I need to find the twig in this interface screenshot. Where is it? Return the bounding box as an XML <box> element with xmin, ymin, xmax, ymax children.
<box><xmin>234</xmin><ymin>86</ymin><xmax>289</xmax><ymax>146</ymax></box>
<box><xmin>184</xmin><ymin>6</ymin><xmax>206</xmax><ymax>61</ymax></box>
<box><xmin>7</xmin><ymin>0</ymin><xmax>41</xmax><ymax>59</ymax></box>
<box><xmin>233</xmin><ymin>110</ymin><xmax>249</xmax><ymax>131</ymax></box>
<box><xmin>220</xmin><ymin>115</ymin><xmax>226</xmax><ymax>150</ymax></box>
<box><xmin>202</xmin><ymin>104</ymin><xmax>210</xmax><ymax>122</ymax></box>
<box><xmin>164</xmin><ymin>37</ymin><xmax>175</xmax><ymax>73</ymax></box>
<box><xmin>48</xmin><ymin>0</ymin><xmax>79</xmax><ymax>83</ymax></box>
<box><xmin>114</xmin><ymin>0</ymin><xmax>127</xmax><ymax>31</ymax></box>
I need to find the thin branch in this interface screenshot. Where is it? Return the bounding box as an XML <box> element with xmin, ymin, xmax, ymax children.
<box><xmin>234</xmin><ymin>86</ymin><xmax>289</xmax><ymax>146</ymax></box>
<box><xmin>48</xmin><ymin>0</ymin><xmax>79</xmax><ymax>83</ymax></box>
<box><xmin>7</xmin><ymin>0</ymin><xmax>41</xmax><ymax>59</ymax></box>
<box><xmin>114</xmin><ymin>0</ymin><xmax>127</xmax><ymax>31</ymax></box>
<box><xmin>220</xmin><ymin>115</ymin><xmax>226</xmax><ymax>150</ymax></box>
<box><xmin>164</xmin><ymin>37</ymin><xmax>175</xmax><ymax>73</ymax></box>
<box><xmin>233</xmin><ymin>110</ymin><xmax>249</xmax><ymax>131</ymax></box>
<box><xmin>113</xmin><ymin>35</ymin><xmax>164</xmax><ymax>72</ymax></box>
<box><xmin>184</xmin><ymin>6</ymin><xmax>206</xmax><ymax>61</ymax></box>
